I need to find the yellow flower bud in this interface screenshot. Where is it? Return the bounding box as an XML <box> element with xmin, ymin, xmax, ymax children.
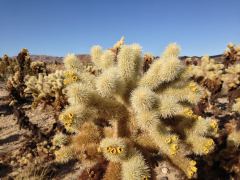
<box><xmin>171</xmin><ymin>135</ymin><xmax>179</xmax><ymax>142</ymax></box>
<box><xmin>117</xmin><ymin>147</ymin><xmax>124</xmax><ymax>153</ymax></box>
<box><xmin>190</xmin><ymin>160</ymin><xmax>196</xmax><ymax>166</ymax></box>
<box><xmin>165</xmin><ymin>137</ymin><xmax>172</xmax><ymax>144</ymax></box>
<box><xmin>110</xmin><ymin>148</ymin><xmax>117</xmax><ymax>154</ymax></box>
<box><xmin>191</xmin><ymin>166</ymin><xmax>197</xmax><ymax>173</ymax></box>
<box><xmin>106</xmin><ymin>146</ymin><xmax>112</xmax><ymax>152</ymax></box>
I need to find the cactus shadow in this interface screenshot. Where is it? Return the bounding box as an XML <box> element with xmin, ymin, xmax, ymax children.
<box><xmin>0</xmin><ymin>163</ymin><xmax>12</xmax><ymax>177</ymax></box>
<box><xmin>0</xmin><ymin>103</ymin><xmax>13</xmax><ymax>116</ymax></box>
<box><xmin>0</xmin><ymin>134</ymin><xmax>20</xmax><ymax>146</ymax></box>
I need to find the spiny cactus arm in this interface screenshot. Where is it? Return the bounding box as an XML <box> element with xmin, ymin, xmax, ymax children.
<box><xmin>99</xmin><ymin>137</ymin><xmax>129</xmax><ymax>162</ymax></box>
<box><xmin>103</xmin><ymin>162</ymin><xmax>122</xmax><ymax>180</ymax></box>
<box><xmin>91</xmin><ymin>45</ymin><xmax>104</xmax><ymax>67</ymax></box>
<box><xmin>55</xmin><ymin>122</ymin><xmax>102</xmax><ymax>164</ymax></box>
<box><xmin>133</xmin><ymin>133</ymin><xmax>159</xmax><ymax>152</ymax></box>
<box><xmin>63</xmin><ymin>54</ymin><xmax>83</xmax><ymax>71</ymax></box>
<box><xmin>131</xmin><ymin>86</ymin><xmax>181</xmax><ymax>146</ymax></box>
<box><xmin>64</xmin><ymin>69</ymin><xmax>96</xmax><ymax>87</ymax></box>
<box><xmin>167</xmin><ymin>148</ymin><xmax>197</xmax><ymax>179</ymax></box>
<box><xmin>117</xmin><ymin>44</ymin><xmax>143</xmax><ymax>87</ymax></box>
<box><xmin>112</xmin><ymin>36</ymin><xmax>125</xmax><ymax>51</ymax></box>
<box><xmin>99</xmin><ymin>137</ymin><xmax>150</xmax><ymax>180</ymax></box>
<box><xmin>91</xmin><ymin>38</ymin><xmax>125</xmax><ymax>70</ymax></box>
<box><xmin>150</xmin><ymin>125</ymin><xmax>197</xmax><ymax>179</ymax></box>
<box><xmin>91</xmin><ymin>46</ymin><xmax>116</xmax><ymax>69</ymax></box>
<box><xmin>65</xmin><ymin>82</ymin><xmax>97</xmax><ymax>106</ymax></box>
<box><xmin>99</xmin><ymin>50</ymin><xmax>116</xmax><ymax>69</ymax></box>
<box><xmin>121</xmin><ymin>150</ymin><xmax>150</xmax><ymax>180</ymax></box>
<box><xmin>72</xmin><ymin>141</ymin><xmax>101</xmax><ymax>167</ymax></box>
<box><xmin>131</xmin><ymin>87</ymin><xmax>159</xmax><ymax>113</ymax></box>
<box><xmin>158</xmin><ymin>96</ymin><xmax>184</xmax><ymax>118</ymax></box>
<box><xmin>59</xmin><ymin>105</ymin><xmax>98</xmax><ymax>132</ymax></box>
<box><xmin>66</xmin><ymin>82</ymin><xmax>128</xmax><ymax>119</ymax></box>
<box><xmin>71</xmin><ymin>122</ymin><xmax>102</xmax><ymax>145</ymax></box>
<box><xmin>186</xmin><ymin>135</ymin><xmax>215</xmax><ymax>155</ymax></box>
<box><xmin>139</xmin><ymin>45</ymin><xmax>184</xmax><ymax>90</ymax></box>
<box><xmin>55</xmin><ymin>145</ymin><xmax>76</xmax><ymax>163</ymax></box>
<box><xmin>96</xmin><ymin>67</ymin><xmax>125</xmax><ymax>98</ymax></box>
<box><xmin>177</xmin><ymin>82</ymin><xmax>204</xmax><ymax>105</ymax></box>
<box><xmin>176</xmin><ymin>116</ymin><xmax>217</xmax><ymax>155</ymax></box>
<box><xmin>161</xmin><ymin>43</ymin><xmax>181</xmax><ymax>59</ymax></box>
<box><xmin>52</xmin><ymin>132</ymin><xmax>70</xmax><ymax>147</ymax></box>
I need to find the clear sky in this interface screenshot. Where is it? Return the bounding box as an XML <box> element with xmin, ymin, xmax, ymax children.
<box><xmin>0</xmin><ymin>0</ymin><xmax>239</xmax><ymax>57</ymax></box>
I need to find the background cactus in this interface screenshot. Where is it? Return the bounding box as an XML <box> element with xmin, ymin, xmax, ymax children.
<box><xmin>191</xmin><ymin>56</ymin><xmax>224</xmax><ymax>82</ymax></box>
<box><xmin>189</xmin><ymin>56</ymin><xmax>225</xmax><ymax>106</ymax></box>
<box><xmin>0</xmin><ymin>54</ymin><xmax>18</xmax><ymax>80</ymax></box>
<box><xmin>24</xmin><ymin>70</ymin><xmax>66</xmax><ymax>110</ymax></box>
<box><xmin>53</xmin><ymin>41</ymin><xmax>218</xmax><ymax>179</ymax></box>
<box><xmin>224</xmin><ymin>43</ymin><xmax>240</xmax><ymax>66</ymax></box>
<box><xmin>221</xmin><ymin>64</ymin><xmax>240</xmax><ymax>94</ymax></box>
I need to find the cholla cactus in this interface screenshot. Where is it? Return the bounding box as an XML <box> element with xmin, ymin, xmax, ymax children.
<box><xmin>30</xmin><ymin>61</ymin><xmax>47</xmax><ymax>74</ymax></box>
<box><xmin>190</xmin><ymin>56</ymin><xmax>224</xmax><ymax>95</ymax></box>
<box><xmin>192</xmin><ymin>56</ymin><xmax>224</xmax><ymax>81</ymax></box>
<box><xmin>55</xmin><ymin>42</ymin><xmax>218</xmax><ymax>179</ymax></box>
<box><xmin>0</xmin><ymin>54</ymin><xmax>18</xmax><ymax>80</ymax></box>
<box><xmin>6</xmin><ymin>49</ymin><xmax>33</xmax><ymax>103</ymax></box>
<box><xmin>224</xmin><ymin>43</ymin><xmax>240</xmax><ymax>65</ymax></box>
<box><xmin>110</xmin><ymin>36</ymin><xmax>125</xmax><ymax>54</ymax></box>
<box><xmin>184</xmin><ymin>57</ymin><xmax>198</xmax><ymax>66</ymax></box>
<box><xmin>24</xmin><ymin>70</ymin><xmax>66</xmax><ymax>109</ymax></box>
<box><xmin>221</xmin><ymin>64</ymin><xmax>240</xmax><ymax>94</ymax></box>
<box><xmin>84</xmin><ymin>64</ymin><xmax>102</xmax><ymax>75</ymax></box>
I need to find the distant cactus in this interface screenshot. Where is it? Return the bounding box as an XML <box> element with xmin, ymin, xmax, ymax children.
<box><xmin>30</xmin><ymin>61</ymin><xmax>47</xmax><ymax>74</ymax></box>
<box><xmin>190</xmin><ymin>56</ymin><xmax>224</xmax><ymax>95</ymax></box>
<box><xmin>54</xmin><ymin>40</ymin><xmax>218</xmax><ymax>179</ymax></box>
<box><xmin>0</xmin><ymin>54</ymin><xmax>18</xmax><ymax>80</ymax></box>
<box><xmin>221</xmin><ymin>64</ymin><xmax>240</xmax><ymax>94</ymax></box>
<box><xmin>6</xmin><ymin>49</ymin><xmax>32</xmax><ymax>104</ymax></box>
<box><xmin>192</xmin><ymin>56</ymin><xmax>224</xmax><ymax>81</ymax></box>
<box><xmin>2</xmin><ymin>49</ymin><xmax>48</xmax><ymax>105</ymax></box>
<box><xmin>224</xmin><ymin>43</ymin><xmax>240</xmax><ymax>65</ymax></box>
<box><xmin>24</xmin><ymin>70</ymin><xmax>66</xmax><ymax>110</ymax></box>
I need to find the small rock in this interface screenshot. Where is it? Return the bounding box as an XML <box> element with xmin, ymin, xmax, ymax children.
<box><xmin>161</xmin><ymin>167</ymin><xmax>169</xmax><ymax>174</ymax></box>
<box><xmin>26</xmin><ymin>153</ymin><xmax>33</xmax><ymax>159</ymax></box>
<box><xmin>160</xmin><ymin>177</ymin><xmax>168</xmax><ymax>180</ymax></box>
<box><xmin>10</xmin><ymin>160</ymin><xmax>15</xmax><ymax>166</ymax></box>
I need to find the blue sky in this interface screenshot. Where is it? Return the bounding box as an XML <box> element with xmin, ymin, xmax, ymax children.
<box><xmin>0</xmin><ymin>0</ymin><xmax>239</xmax><ymax>56</ymax></box>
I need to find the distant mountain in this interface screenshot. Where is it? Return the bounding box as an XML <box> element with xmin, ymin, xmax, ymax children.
<box><xmin>29</xmin><ymin>54</ymin><xmax>91</xmax><ymax>63</ymax></box>
<box><xmin>28</xmin><ymin>54</ymin><xmax>224</xmax><ymax>63</ymax></box>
